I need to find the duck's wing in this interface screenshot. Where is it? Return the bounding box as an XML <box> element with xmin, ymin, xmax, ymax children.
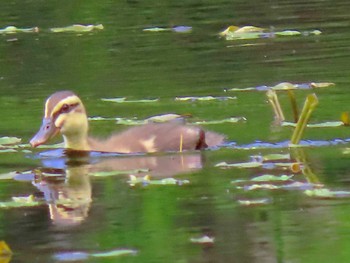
<box><xmin>90</xmin><ymin>123</ymin><xmax>224</xmax><ymax>153</ymax></box>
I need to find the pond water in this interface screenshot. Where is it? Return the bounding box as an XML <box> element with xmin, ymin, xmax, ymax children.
<box><xmin>1</xmin><ymin>0</ymin><xmax>350</xmax><ymax>262</ymax></box>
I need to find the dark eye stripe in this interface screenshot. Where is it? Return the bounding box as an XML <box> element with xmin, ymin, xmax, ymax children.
<box><xmin>52</xmin><ymin>103</ymin><xmax>79</xmax><ymax>121</ymax></box>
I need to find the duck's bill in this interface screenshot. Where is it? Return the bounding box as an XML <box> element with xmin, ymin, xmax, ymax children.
<box><xmin>30</xmin><ymin>118</ymin><xmax>59</xmax><ymax>147</ymax></box>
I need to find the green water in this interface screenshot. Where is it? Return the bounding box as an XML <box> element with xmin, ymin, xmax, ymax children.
<box><xmin>0</xmin><ymin>0</ymin><xmax>350</xmax><ymax>262</ymax></box>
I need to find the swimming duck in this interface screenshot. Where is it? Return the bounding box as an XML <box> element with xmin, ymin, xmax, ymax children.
<box><xmin>30</xmin><ymin>91</ymin><xmax>225</xmax><ymax>153</ymax></box>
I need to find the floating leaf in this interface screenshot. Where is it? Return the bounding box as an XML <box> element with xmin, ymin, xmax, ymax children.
<box><xmin>0</xmin><ymin>171</ymin><xmax>18</xmax><ymax>180</ymax></box>
<box><xmin>250</xmin><ymin>174</ymin><xmax>293</xmax><ymax>182</ymax></box>
<box><xmin>101</xmin><ymin>97</ymin><xmax>159</xmax><ymax>103</ymax></box>
<box><xmin>128</xmin><ymin>175</ymin><xmax>189</xmax><ymax>186</ymax></box>
<box><xmin>50</xmin><ymin>24</ymin><xmax>104</xmax><ymax>33</ymax></box>
<box><xmin>0</xmin><ymin>195</ymin><xmax>41</xmax><ymax>208</ymax></box>
<box><xmin>0</xmin><ymin>137</ymin><xmax>21</xmax><ymax>145</ymax></box>
<box><xmin>228</xmin><ymin>82</ymin><xmax>334</xmax><ymax>92</ymax></box>
<box><xmin>190</xmin><ymin>235</ymin><xmax>215</xmax><ymax>244</ymax></box>
<box><xmin>232</xmin><ymin>174</ymin><xmax>293</xmax><ymax>184</ymax></box>
<box><xmin>238</xmin><ymin>198</ymin><xmax>271</xmax><ymax>206</ymax></box>
<box><xmin>175</xmin><ymin>96</ymin><xmax>236</xmax><ymax>102</ymax></box>
<box><xmin>272</xmin><ymin>82</ymin><xmax>297</xmax><ymax>90</ymax></box>
<box><xmin>305</xmin><ymin>188</ymin><xmax>350</xmax><ymax>198</ymax></box>
<box><xmin>219</xmin><ymin>25</ymin><xmax>264</xmax><ymax>37</ymax></box>
<box><xmin>243</xmin><ymin>184</ymin><xmax>279</xmax><ymax>190</ymax></box>
<box><xmin>145</xmin><ymin>114</ymin><xmax>186</xmax><ymax>123</ymax></box>
<box><xmin>90</xmin><ymin>169</ymin><xmax>149</xmax><ymax>177</ymax></box>
<box><xmin>275</xmin><ymin>30</ymin><xmax>301</xmax><ymax>36</ymax></box>
<box><xmin>282</xmin><ymin>121</ymin><xmax>343</xmax><ymax>128</ymax></box>
<box><xmin>216</xmin><ymin>161</ymin><xmax>262</xmax><ymax>168</ymax></box>
<box><xmin>194</xmin><ymin>117</ymin><xmax>246</xmax><ymax>125</ymax></box>
<box><xmin>261</xmin><ymin>153</ymin><xmax>290</xmax><ymax>161</ymax></box>
<box><xmin>221</xmin><ymin>25</ymin><xmax>321</xmax><ymax>41</ymax></box>
<box><xmin>0</xmin><ymin>149</ymin><xmax>17</xmax><ymax>153</ymax></box>
<box><xmin>310</xmin><ymin>82</ymin><xmax>335</xmax><ymax>88</ymax></box>
<box><xmin>0</xmin><ymin>26</ymin><xmax>38</xmax><ymax>34</ymax></box>
<box><xmin>143</xmin><ymin>27</ymin><xmax>170</xmax><ymax>32</ymax></box>
<box><xmin>92</xmin><ymin>249</ymin><xmax>137</xmax><ymax>258</ymax></box>
<box><xmin>37</xmin><ymin>142</ymin><xmax>64</xmax><ymax>149</ymax></box>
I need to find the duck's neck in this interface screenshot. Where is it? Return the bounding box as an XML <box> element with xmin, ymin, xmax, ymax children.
<box><xmin>63</xmin><ymin>132</ymin><xmax>90</xmax><ymax>151</ymax></box>
<box><xmin>60</xmin><ymin>112</ymin><xmax>91</xmax><ymax>151</ymax></box>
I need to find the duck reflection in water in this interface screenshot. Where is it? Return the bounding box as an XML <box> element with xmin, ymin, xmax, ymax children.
<box><xmin>31</xmin><ymin>150</ymin><xmax>203</xmax><ymax>227</ymax></box>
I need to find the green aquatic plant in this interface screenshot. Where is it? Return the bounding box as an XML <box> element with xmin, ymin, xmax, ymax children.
<box><xmin>101</xmin><ymin>97</ymin><xmax>159</xmax><ymax>103</ymax></box>
<box><xmin>290</xmin><ymin>94</ymin><xmax>319</xmax><ymax>145</ymax></box>
<box><xmin>89</xmin><ymin>169</ymin><xmax>149</xmax><ymax>177</ymax></box>
<box><xmin>220</xmin><ymin>25</ymin><xmax>322</xmax><ymax>40</ymax></box>
<box><xmin>228</xmin><ymin>82</ymin><xmax>335</xmax><ymax>92</ymax></box>
<box><xmin>175</xmin><ymin>96</ymin><xmax>236</xmax><ymax>102</ymax></box>
<box><xmin>237</xmin><ymin>198</ymin><xmax>271</xmax><ymax>206</ymax></box>
<box><xmin>0</xmin><ymin>195</ymin><xmax>41</xmax><ymax>208</ymax></box>
<box><xmin>0</xmin><ymin>26</ymin><xmax>38</xmax><ymax>34</ymax></box>
<box><xmin>128</xmin><ymin>175</ymin><xmax>189</xmax><ymax>186</ymax></box>
<box><xmin>0</xmin><ymin>137</ymin><xmax>21</xmax><ymax>145</ymax></box>
<box><xmin>282</xmin><ymin>121</ymin><xmax>344</xmax><ymax>128</ymax></box>
<box><xmin>50</xmin><ymin>24</ymin><xmax>104</xmax><ymax>33</ymax></box>
<box><xmin>190</xmin><ymin>235</ymin><xmax>215</xmax><ymax>244</ymax></box>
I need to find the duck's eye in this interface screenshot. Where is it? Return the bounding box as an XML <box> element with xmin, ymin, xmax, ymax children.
<box><xmin>61</xmin><ymin>104</ymin><xmax>70</xmax><ymax>113</ymax></box>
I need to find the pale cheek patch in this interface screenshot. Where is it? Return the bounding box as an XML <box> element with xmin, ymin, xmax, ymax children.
<box><xmin>55</xmin><ymin>114</ymin><xmax>65</xmax><ymax>129</ymax></box>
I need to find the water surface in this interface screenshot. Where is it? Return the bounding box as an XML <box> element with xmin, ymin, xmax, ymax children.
<box><xmin>0</xmin><ymin>0</ymin><xmax>350</xmax><ymax>262</ymax></box>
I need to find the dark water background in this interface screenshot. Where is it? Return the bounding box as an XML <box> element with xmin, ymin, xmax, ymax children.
<box><xmin>1</xmin><ymin>0</ymin><xmax>350</xmax><ymax>262</ymax></box>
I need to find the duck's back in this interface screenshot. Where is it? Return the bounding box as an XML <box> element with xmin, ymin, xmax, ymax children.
<box><xmin>89</xmin><ymin>123</ymin><xmax>224</xmax><ymax>153</ymax></box>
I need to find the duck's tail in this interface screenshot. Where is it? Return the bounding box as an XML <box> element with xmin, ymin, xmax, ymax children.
<box><xmin>197</xmin><ymin>130</ymin><xmax>225</xmax><ymax>149</ymax></box>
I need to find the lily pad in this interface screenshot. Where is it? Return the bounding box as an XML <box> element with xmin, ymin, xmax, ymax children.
<box><xmin>0</xmin><ymin>137</ymin><xmax>21</xmax><ymax>145</ymax></box>
<box><xmin>282</xmin><ymin>121</ymin><xmax>344</xmax><ymax>128</ymax></box>
<box><xmin>261</xmin><ymin>153</ymin><xmax>290</xmax><ymax>161</ymax></box>
<box><xmin>0</xmin><ymin>195</ymin><xmax>41</xmax><ymax>208</ymax></box>
<box><xmin>175</xmin><ymin>96</ymin><xmax>236</xmax><ymax>102</ymax></box>
<box><xmin>305</xmin><ymin>188</ymin><xmax>350</xmax><ymax>198</ymax></box>
<box><xmin>238</xmin><ymin>198</ymin><xmax>271</xmax><ymax>206</ymax></box>
<box><xmin>101</xmin><ymin>97</ymin><xmax>159</xmax><ymax>103</ymax></box>
<box><xmin>190</xmin><ymin>235</ymin><xmax>215</xmax><ymax>244</ymax></box>
<box><xmin>228</xmin><ymin>82</ymin><xmax>334</xmax><ymax>92</ymax></box>
<box><xmin>145</xmin><ymin>114</ymin><xmax>187</xmax><ymax>123</ymax></box>
<box><xmin>92</xmin><ymin>249</ymin><xmax>137</xmax><ymax>258</ymax></box>
<box><xmin>0</xmin><ymin>26</ymin><xmax>39</xmax><ymax>34</ymax></box>
<box><xmin>143</xmin><ymin>27</ymin><xmax>170</xmax><ymax>32</ymax></box>
<box><xmin>194</xmin><ymin>117</ymin><xmax>246</xmax><ymax>125</ymax></box>
<box><xmin>128</xmin><ymin>175</ymin><xmax>189</xmax><ymax>186</ymax></box>
<box><xmin>220</xmin><ymin>25</ymin><xmax>322</xmax><ymax>41</ymax></box>
<box><xmin>275</xmin><ymin>30</ymin><xmax>301</xmax><ymax>36</ymax></box>
<box><xmin>0</xmin><ymin>149</ymin><xmax>17</xmax><ymax>153</ymax></box>
<box><xmin>251</xmin><ymin>174</ymin><xmax>293</xmax><ymax>182</ymax></box>
<box><xmin>215</xmin><ymin>161</ymin><xmax>262</xmax><ymax>168</ymax></box>
<box><xmin>50</xmin><ymin>24</ymin><xmax>104</xmax><ymax>33</ymax></box>
<box><xmin>90</xmin><ymin>169</ymin><xmax>149</xmax><ymax>177</ymax></box>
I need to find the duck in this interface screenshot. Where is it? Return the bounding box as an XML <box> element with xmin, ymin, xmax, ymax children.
<box><xmin>30</xmin><ymin>91</ymin><xmax>225</xmax><ymax>153</ymax></box>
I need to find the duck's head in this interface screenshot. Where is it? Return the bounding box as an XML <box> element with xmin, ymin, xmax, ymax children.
<box><xmin>30</xmin><ymin>91</ymin><xmax>89</xmax><ymax>149</ymax></box>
